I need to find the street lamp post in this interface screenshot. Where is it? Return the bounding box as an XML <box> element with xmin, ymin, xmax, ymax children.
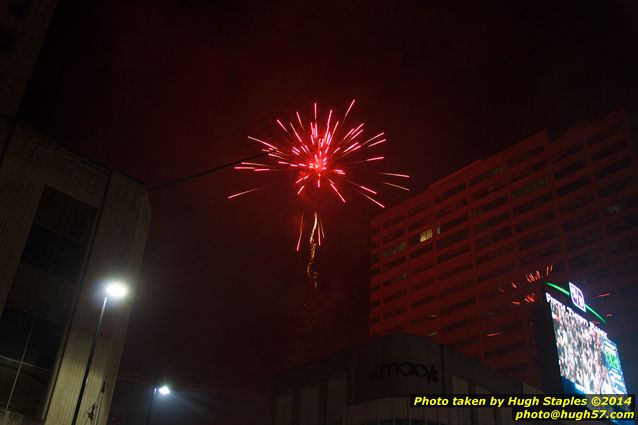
<box><xmin>70</xmin><ymin>282</ymin><xmax>128</xmax><ymax>425</ymax></box>
<box><xmin>145</xmin><ymin>381</ymin><xmax>170</xmax><ymax>425</ymax></box>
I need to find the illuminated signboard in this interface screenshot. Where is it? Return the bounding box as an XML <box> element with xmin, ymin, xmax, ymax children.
<box><xmin>545</xmin><ymin>291</ymin><xmax>628</xmax><ymax>395</ymax></box>
<box><xmin>568</xmin><ymin>281</ymin><xmax>586</xmax><ymax>313</ymax></box>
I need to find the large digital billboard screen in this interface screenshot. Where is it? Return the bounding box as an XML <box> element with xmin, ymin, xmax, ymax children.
<box><xmin>546</xmin><ymin>292</ymin><xmax>628</xmax><ymax>395</ymax></box>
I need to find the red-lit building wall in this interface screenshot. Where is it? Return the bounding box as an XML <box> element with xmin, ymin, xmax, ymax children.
<box><xmin>369</xmin><ymin>109</ymin><xmax>638</xmax><ymax>391</ymax></box>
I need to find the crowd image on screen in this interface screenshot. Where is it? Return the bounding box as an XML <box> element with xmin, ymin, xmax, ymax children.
<box><xmin>548</xmin><ymin>296</ymin><xmax>614</xmax><ymax>394</ymax></box>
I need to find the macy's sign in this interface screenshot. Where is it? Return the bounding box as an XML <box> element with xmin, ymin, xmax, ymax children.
<box><xmin>369</xmin><ymin>362</ymin><xmax>439</xmax><ymax>383</ymax></box>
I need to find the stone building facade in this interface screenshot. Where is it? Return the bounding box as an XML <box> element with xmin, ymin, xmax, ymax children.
<box><xmin>0</xmin><ymin>122</ymin><xmax>151</xmax><ymax>425</ymax></box>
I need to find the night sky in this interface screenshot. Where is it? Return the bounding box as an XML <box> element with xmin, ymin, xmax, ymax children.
<box><xmin>18</xmin><ymin>0</ymin><xmax>638</xmax><ymax>423</ymax></box>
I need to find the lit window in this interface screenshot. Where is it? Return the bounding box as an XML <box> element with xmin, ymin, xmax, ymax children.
<box><xmin>419</xmin><ymin>229</ymin><xmax>433</xmax><ymax>242</ymax></box>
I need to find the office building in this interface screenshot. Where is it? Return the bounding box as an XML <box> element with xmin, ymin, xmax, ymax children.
<box><xmin>270</xmin><ymin>333</ymin><xmax>543</xmax><ymax>425</ymax></box>
<box><xmin>0</xmin><ymin>122</ymin><xmax>151</xmax><ymax>424</ymax></box>
<box><xmin>369</xmin><ymin>109</ymin><xmax>638</xmax><ymax>392</ymax></box>
<box><xmin>1</xmin><ymin>1</ymin><xmax>151</xmax><ymax>424</ymax></box>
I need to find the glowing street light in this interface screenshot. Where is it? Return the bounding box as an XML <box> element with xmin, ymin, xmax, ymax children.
<box><xmin>146</xmin><ymin>381</ymin><xmax>172</xmax><ymax>425</ymax></box>
<box><xmin>70</xmin><ymin>280</ymin><xmax>129</xmax><ymax>425</ymax></box>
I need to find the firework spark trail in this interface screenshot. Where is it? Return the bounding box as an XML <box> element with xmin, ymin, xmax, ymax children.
<box><xmin>230</xmin><ymin>100</ymin><xmax>409</xmax><ymax>298</ymax></box>
<box><xmin>306</xmin><ymin>211</ymin><xmax>319</xmax><ymax>290</ymax></box>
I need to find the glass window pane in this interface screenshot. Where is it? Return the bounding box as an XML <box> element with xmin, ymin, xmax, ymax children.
<box><xmin>62</xmin><ymin>200</ymin><xmax>96</xmax><ymax>243</ymax></box>
<box><xmin>34</xmin><ymin>188</ymin><xmax>68</xmax><ymax>232</ymax></box>
<box><xmin>7</xmin><ymin>0</ymin><xmax>31</xmax><ymax>17</ymax></box>
<box><xmin>50</xmin><ymin>236</ymin><xmax>85</xmax><ymax>281</ymax></box>
<box><xmin>24</xmin><ymin>318</ymin><xmax>64</xmax><ymax>370</ymax></box>
<box><xmin>0</xmin><ymin>307</ymin><xmax>33</xmax><ymax>360</ymax></box>
<box><xmin>39</xmin><ymin>275</ymin><xmax>76</xmax><ymax>323</ymax></box>
<box><xmin>6</xmin><ymin>263</ymin><xmax>47</xmax><ymax>313</ymax></box>
<box><xmin>21</xmin><ymin>225</ymin><xmax>58</xmax><ymax>271</ymax></box>
<box><xmin>0</xmin><ymin>357</ymin><xmax>19</xmax><ymax>408</ymax></box>
<box><xmin>8</xmin><ymin>365</ymin><xmax>51</xmax><ymax>418</ymax></box>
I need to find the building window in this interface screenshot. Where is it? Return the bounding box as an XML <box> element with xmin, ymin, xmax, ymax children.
<box><xmin>409</xmin><ymin>228</ymin><xmax>433</xmax><ymax>246</ymax></box>
<box><xmin>470</xmin><ymin>165</ymin><xmax>505</xmax><ymax>186</ymax></box>
<box><xmin>563</xmin><ymin>210</ymin><xmax>598</xmax><ymax>233</ymax></box>
<box><xmin>383</xmin><ymin>289</ymin><xmax>406</xmax><ymax>304</ymax></box>
<box><xmin>591</xmin><ymin>139</ymin><xmax>626</xmax><ymax>161</ymax></box>
<box><xmin>435</xmin><ymin>198</ymin><xmax>467</xmax><ymax>219</ymax></box>
<box><xmin>559</xmin><ymin>193</ymin><xmax>593</xmax><ymax>215</ymax></box>
<box><xmin>604</xmin><ymin>193</ymin><xmax>638</xmax><ymax>216</ymax></box>
<box><xmin>410</xmin><ymin>313</ymin><xmax>437</xmax><ymax>326</ymax></box>
<box><xmin>477</xmin><ymin>243</ymin><xmax>513</xmax><ymax>264</ymax></box>
<box><xmin>383</xmin><ymin>214</ymin><xmax>404</xmax><ymax>229</ymax></box>
<box><xmin>485</xmin><ymin>342</ymin><xmax>526</xmax><ymax>359</ymax></box>
<box><xmin>566</xmin><ymin>227</ymin><xmax>602</xmax><ymax>251</ymax></box>
<box><xmin>517</xmin><ymin>226</ymin><xmax>558</xmax><ymax>251</ymax></box>
<box><xmin>520</xmin><ymin>243</ymin><xmax>560</xmax><ymax>266</ymax></box>
<box><xmin>441</xmin><ymin>318</ymin><xmax>474</xmax><ymax>333</ymax></box>
<box><xmin>408</xmin><ymin>216</ymin><xmax>431</xmax><ymax>232</ymax></box>
<box><xmin>475</xmin><ymin>211</ymin><xmax>509</xmax><ymax>235</ymax></box>
<box><xmin>383</xmin><ymin>273</ymin><xmax>407</xmax><ymax>287</ymax></box>
<box><xmin>472</xmin><ymin>180</ymin><xmax>505</xmax><ymax>202</ymax></box>
<box><xmin>472</xmin><ymin>195</ymin><xmax>507</xmax><ymax>218</ymax></box>
<box><xmin>439</xmin><ymin>279</ymin><xmax>473</xmax><ymax>297</ymax></box>
<box><xmin>436</xmin><ymin>214</ymin><xmax>468</xmax><ymax>235</ymax></box>
<box><xmin>383</xmin><ymin>306</ymin><xmax>406</xmax><ymax>319</ymax></box>
<box><xmin>552</xmin><ymin>143</ymin><xmax>583</xmax><ymax>164</ymax></box>
<box><xmin>599</xmin><ymin>174</ymin><xmax>636</xmax><ymax>198</ymax></box>
<box><xmin>410</xmin><ymin>278</ymin><xmax>434</xmax><ymax>292</ymax></box>
<box><xmin>439</xmin><ymin>263</ymin><xmax>472</xmax><ymax>280</ymax></box>
<box><xmin>606</xmin><ymin>211</ymin><xmax>638</xmax><ymax>236</ymax></box>
<box><xmin>515</xmin><ymin>209</ymin><xmax>555</xmax><ymax>233</ymax></box>
<box><xmin>477</xmin><ymin>263</ymin><xmax>515</xmax><ymax>282</ymax></box>
<box><xmin>569</xmin><ymin>247</ymin><xmax>608</xmax><ymax>270</ymax></box>
<box><xmin>436</xmin><ymin>228</ymin><xmax>469</xmax><ymax>250</ymax></box>
<box><xmin>610</xmin><ymin>233</ymin><xmax>638</xmax><ymax>256</ymax></box>
<box><xmin>509</xmin><ymin>160</ymin><xmax>547</xmax><ymax>184</ymax></box>
<box><xmin>434</xmin><ymin>182</ymin><xmax>466</xmax><ymax>203</ymax></box>
<box><xmin>383</xmin><ymin>229</ymin><xmax>405</xmax><ymax>244</ymax></box>
<box><xmin>383</xmin><ymin>241</ymin><xmax>406</xmax><ymax>259</ymax></box>
<box><xmin>437</xmin><ymin>243</ymin><xmax>470</xmax><ymax>263</ymax></box>
<box><xmin>511</xmin><ymin>177</ymin><xmax>549</xmax><ymax>199</ymax></box>
<box><xmin>8</xmin><ymin>0</ymin><xmax>30</xmax><ymax>17</ymax></box>
<box><xmin>507</xmin><ymin>146</ymin><xmax>544</xmax><ymax>168</ymax></box>
<box><xmin>409</xmin><ymin>261</ymin><xmax>433</xmax><ymax>276</ymax></box>
<box><xmin>408</xmin><ymin>201</ymin><xmax>431</xmax><ymax>217</ymax></box>
<box><xmin>452</xmin><ymin>335</ymin><xmax>479</xmax><ymax>349</ymax></box>
<box><xmin>410</xmin><ymin>295</ymin><xmax>436</xmax><ymax>308</ymax></box>
<box><xmin>483</xmin><ymin>320</ymin><xmax>522</xmax><ymax>337</ymax></box>
<box><xmin>441</xmin><ymin>298</ymin><xmax>476</xmax><ymax>316</ymax></box>
<box><xmin>409</xmin><ymin>244</ymin><xmax>433</xmax><ymax>260</ymax></box>
<box><xmin>595</xmin><ymin>158</ymin><xmax>631</xmax><ymax>181</ymax></box>
<box><xmin>513</xmin><ymin>192</ymin><xmax>552</xmax><ymax>216</ymax></box>
<box><xmin>0</xmin><ymin>187</ymin><xmax>96</xmax><ymax>417</ymax></box>
<box><xmin>586</xmin><ymin>123</ymin><xmax>623</xmax><ymax>147</ymax></box>
<box><xmin>475</xmin><ymin>226</ymin><xmax>511</xmax><ymax>250</ymax></box>
<box><xmin>481</xmin><ymin>302</ymin><xmax>519</xmax><ymax>319</ymax></box>
<box><xmin>383</xmin><ymin>256</ymin><xmax>406</xmax><ymax>271</ymax></box>
<box><xmin>557</xmin><ymin>175</ymin><xmax>590</xmax><ymax>197</ymax></box>
<box><xmin>0</xmin><ymin>28</ymin><xmax>16</xmax><ymax>55</ymax></box>
<box><xmin>554</xmin><ymin>159</ymin><xmax>587</xmax><ymax>180</ymax></box>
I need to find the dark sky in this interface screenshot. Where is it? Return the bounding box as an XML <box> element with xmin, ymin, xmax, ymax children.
<box><xmin>19</xmin><ymin>0</ymin><xmax>638</xmax><ymax>423</ymax></box>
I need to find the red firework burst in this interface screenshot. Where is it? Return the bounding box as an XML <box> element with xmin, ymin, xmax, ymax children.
<box><xmin>229</xmin><ymin>99</ymin><xmax>409</xmax><ymax>214</ymax></box>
